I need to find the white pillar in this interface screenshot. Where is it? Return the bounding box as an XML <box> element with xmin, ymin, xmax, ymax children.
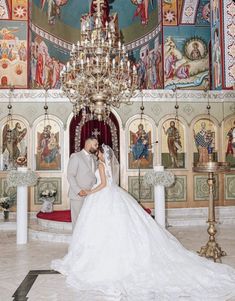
<box><xmin>16</xmin><ymin>168</ymin><xmax>28</xmax><ymax>244</ymax></box>
<box><xmin>154</xmin><ymin>165</ymin><xmax>166</xmax><ymax>228</ymax></box>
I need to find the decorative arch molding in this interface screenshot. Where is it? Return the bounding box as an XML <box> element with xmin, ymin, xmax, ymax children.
<box><xmin>1</xmin><ymin>89</ymin><xmax>235</xmax><ymax>103</ymax></box>
<box><xmin>190</xmin><ymin>114</ymin><xmax>220</xmax><ymax>128</ymax></box>
<box><xmin>124</xmin><ymin>113</ymin><xmax>156</xmax><ymax>130</ymax></box>
<box><xmin>69</xmin><ymin>111</ymin><xmax>120</xmax><ymax>160</ymax></box>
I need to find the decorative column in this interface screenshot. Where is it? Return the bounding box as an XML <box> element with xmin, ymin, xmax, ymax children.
<box><xmin>144</xmin><ymin>166</ymin><xmax>175</xmax><ymax>228</ymax></box>
<box><xmin>7</xmin><ymin>167</ymin><xmax>38</xmax><ymax>244</ymax></box>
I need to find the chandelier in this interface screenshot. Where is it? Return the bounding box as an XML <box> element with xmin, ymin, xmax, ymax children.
<box><xmin>60</xmin><ymin>0</ymin><xmax>138</xmax><ymax>121</ymax></box>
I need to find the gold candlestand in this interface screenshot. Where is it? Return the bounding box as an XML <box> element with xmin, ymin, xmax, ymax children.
<box><xmin>193</xmin><ymin>154</ymin><xmax>230</xmax><ymax>262</ymax></box>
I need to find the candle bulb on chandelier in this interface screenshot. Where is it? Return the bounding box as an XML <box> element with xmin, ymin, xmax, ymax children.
<box><xmin>77</xmin><ymin>40</ymin><xmax>80</xmax><ymax>48</ymax></box>
<box><xmin>112</xmin><ymin>59</ymin><xmax>115</xmax><ymax>68</ymax></box>
<box><xmin>66</xmin><ymin>62</ymin><xmax>70</xmax><ymax>71</ymax></box>
<box><xmin>127</xmin><ymin>61</ymin><xmax>130</xmax><ymax>73</ymax></box>
<box><xmin>118</xmin><ymin>40</ymin><xmax>121</xmax><ymax>50</ymax></box>
<box><xmin>81</xmin><ymin>59</ymin><xmax>84</xmax><ymax>69</ymax></box>
<box><xmin>105</xmin><ymin>56</ymin><xmax>109</xmax><ymax>67</ymax></box>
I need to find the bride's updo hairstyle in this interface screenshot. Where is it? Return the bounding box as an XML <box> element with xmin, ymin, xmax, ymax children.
<box><xmin>96</xmin><ymin>144</ymin><xmax>113</xmax><ymax>162</ymax></box>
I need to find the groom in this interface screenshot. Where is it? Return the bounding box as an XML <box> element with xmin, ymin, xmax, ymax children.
<box><xmin>67</xmin><ymin>136</ymin><xmax>99</xmax><ymax>229</ymax></box>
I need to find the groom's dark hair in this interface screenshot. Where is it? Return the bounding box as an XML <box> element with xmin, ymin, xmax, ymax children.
<box><xmin>85</xmin><ymin>136</ymin><xmax>98</xmax><ymax>142</ymax></box>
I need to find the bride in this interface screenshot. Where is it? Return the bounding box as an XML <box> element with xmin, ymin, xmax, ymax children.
<box><xmin>51</xmin><ymin>144</ymin><xmax>235</xmax><ymax>301</ymax></box>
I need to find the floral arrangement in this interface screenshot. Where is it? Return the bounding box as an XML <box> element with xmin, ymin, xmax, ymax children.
<box><xmin>39</xmin><ymin>189</ymin><xmax>57</xmax><ymax>213</ymax></box>
<box><xmin>0</xmin><ymin>196</ymin><xmax>12</xmax><ymax>211</ymax></box>
<box><xmin>40</xmin><ymin>189</ymin><xmax>57</xmax><ymax>198</ymax></box>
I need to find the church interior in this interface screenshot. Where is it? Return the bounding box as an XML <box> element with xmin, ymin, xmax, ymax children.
<box><xmin>0</xmin><ymin>0</ymin><xmax>235</xmax><ymax>300</ymax></box>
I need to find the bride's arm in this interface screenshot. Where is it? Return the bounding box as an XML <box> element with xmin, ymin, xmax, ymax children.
<box><xmin>86</xmin><ymin>163</ymin><xmax>106</xmax><ymax>195</ymax></box>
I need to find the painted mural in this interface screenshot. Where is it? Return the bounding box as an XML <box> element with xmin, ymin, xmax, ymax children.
<box><xmin>222</xmin><ymin>0</ymin><xmax>235</xmax><ymax>88</ymax></box>
<box><xmin>128</xmin><ymin>119</ymin><xmax>153</xmax><ymax>169</ymax></box>
<box><xmin>0</xmin><ymin>21</ymin><xmax>28</xmax><ymax>88</ymax></box>
<box><xmin>0</xmin><ymin>120</ymin><xmax>28</xmax><ymax>170</ymax></box>
<box><xmin>196</xmin><ymin>0</ymin><xmax>210</xmax><ymax>25</ymax></box>
<box><xmin>181</xmin><ymin>0</ymin><xmax>199</xmax><ymax>24</ymax></box>
<box><xmin>193</xmin><ymin>119</ymin><xmax>216</xmax><ymax>163</ymax></box>
<box><xmin>225</xmin><ymin>118</ymin><xmax>235</xmax><ymax>168</ymax></box>
<box><xmin>161</xmin><ymin>119</ymin><xmax>185</xmax><ymax>169</ymax></box>
<box><xmin>163</xmin><ymin>0</ymin><xmax>177</xmax><ymax>26</ymax></box>
<box><xmin>0</xmin><ymin>0</ymin><xmax>11</xmax><ymax>19</ymax></box>
<box><xmin>30</xmin><ymin>33</ymin><xmax>68</xmax><ymax>88</ymax></box>
<box><xmin>32</xmin><ymin>0</ymin><xmax>158</xmax><ymax>44</ymax></box>
<box><xmin>163</xmin><ymin>26</ymin><xmax>210</xmax><ymax>89</ymax></box>
<box><xmin>35</xmin><ymin>120</ymin><xmax>61</xmax><ymax>170</ymax></box>
<box><xmin>211</xmin><ymin>0</ymin><xmax>222</xmax><ymax>90</ymax></box>
<box><xmin>130</xmin><ymin>33</ymin><xmax>163</xmax><ymax>89</ymax></box>
<box><xmin>12</xmin><ymin>0</ymin><xmax>28</xmax><ymax>20</ymax></box>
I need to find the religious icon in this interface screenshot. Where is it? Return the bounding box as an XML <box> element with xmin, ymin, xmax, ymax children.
<box><xmin>36</xmin><ymin>120</ymin><xmax>61</xmax><ymax>170</ymax></box>
<box><xmin>161</xmin><ymin>120</ymin><xmax>185</xmax><ymax>169</ymax></box>
<box><xmin>193</xmin><ymin>120</ymin><xmax>215</xmax><ymax>163</ymax></box>
<box><xmin>0</xmin><ymin>21</ymin><xmax>27</xmax><ymax>88</ymax></box>
<box><xmin>1</xmin><ymin>121</ymin><xmax>27</xmax><ymax>170</ymax></box>
<box><xmin>40</xmin><ymin>0</ymin><xmax>69</xmax><ymax>25</ymax></box>
<box><xmin>131</xmin><ymin>0</ymin><xmax>154</xmax><ymax>26</ymax></box>
<box><xmin>225</xmin><ymin>119</ymin><xmax>235</xmax><ymax>168</ymax></box>
<box><xmin>129</xmin><ymin>120</ymin><xmax>153</xmax><ymax>169</ymax></box>
<box><xmin>212</xmin><ymin>28</ymin><xmax>222</xmax><ymax>89</ymax></box>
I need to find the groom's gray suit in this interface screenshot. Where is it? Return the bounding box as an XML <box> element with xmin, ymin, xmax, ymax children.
<box><xmin>67</xmin><ymin>149</ymin><xmax>97</xmax><ymax>229</ymax></box>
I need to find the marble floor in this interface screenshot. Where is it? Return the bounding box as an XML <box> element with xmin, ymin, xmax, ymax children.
<box><xmin>1</xmin><ymin>224</ymin><xmax>235</xmax><ymax>301</ymax></box>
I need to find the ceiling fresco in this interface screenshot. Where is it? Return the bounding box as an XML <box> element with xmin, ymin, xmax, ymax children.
<box><xmin>32</xmin><ymin>0</ymin><xmax>159</xmax><ymax>44</ymax></box>
<box><xmin>0</xmin><ymin>0</ymin><xmax>232</xmax><ymax>90</ymax></box>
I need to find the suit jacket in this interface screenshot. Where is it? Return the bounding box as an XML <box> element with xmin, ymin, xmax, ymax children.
<box><xmin>67</xmin><ymin>150</ymin><xmax>97</xmax><ymax>200</ymax></box>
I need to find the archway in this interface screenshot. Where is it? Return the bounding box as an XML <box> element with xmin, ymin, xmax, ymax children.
<box><xmin>69</xmin><ymin>112</ymin><xmax>120</xmax><ymax>159</ymax></box>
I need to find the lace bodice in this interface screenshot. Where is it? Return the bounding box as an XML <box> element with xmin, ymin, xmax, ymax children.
<box><xmin>94</xmin><ymin>162</ymin><xmax>113</xmax><ymax>187</ymax></box>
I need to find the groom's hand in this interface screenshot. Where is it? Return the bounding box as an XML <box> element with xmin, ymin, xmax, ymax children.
<box><xmin>78</xmin><ymin>190</ymin><xmax>87</xmax><ymax>197</ymax></box>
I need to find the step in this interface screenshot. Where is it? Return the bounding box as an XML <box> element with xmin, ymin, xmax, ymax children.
<box><xmin>37</xmin><ymin>217</ymin><xmax>72</xmax><ymax>231</ymax></box>
<box><xmin>29</xmin><ymin>223</ymin><xmax>72</xmax><ymax>243</ymax></box>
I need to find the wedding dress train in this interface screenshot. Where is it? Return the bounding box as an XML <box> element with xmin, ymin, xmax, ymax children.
<box><xmin>51</xmin><ymin>167</ymin><xmax>235</xmax><ymax>301</ymax></box>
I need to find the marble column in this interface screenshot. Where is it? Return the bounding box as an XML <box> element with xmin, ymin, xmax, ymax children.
<box><xmin>7</xmin><ymin>167</ymin><xmax>38</xmax><ymax>245</ymax></box>
<box><xmin>16</xmin><ymin>179</ymin><xmax>28</xmax><ymax>244</ymax></box>
<box><xmin>154</xmin><ymin>165</ymin><xmax>166</xmax><ymax>227</ymax></box>
<box><xmin>144</xmin><ymin>167</ymin><xmax>175</xmax><ymax>229</ymax></box>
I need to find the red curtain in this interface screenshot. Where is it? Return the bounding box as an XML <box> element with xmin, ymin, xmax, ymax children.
<box><xmin>69</xmin><ymin>112</ymin><xmax>119</xmax><ymax>158</ymax></box>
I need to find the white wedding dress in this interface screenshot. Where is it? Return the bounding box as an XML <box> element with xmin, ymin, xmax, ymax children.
<box><xmin>51</xmin><ymin>165</ymin><xmax>235</xmax><ymax>301</ymax></box>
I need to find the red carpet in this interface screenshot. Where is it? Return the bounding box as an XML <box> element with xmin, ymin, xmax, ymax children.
<box><xmin>37</xmin><ymin>206</ymin><xmax>152</xmax><ymax>223</ymax></box>
<box><xmin>37</xmin><ymin>210</ymin><xmax>72</xmax><ymax>222</ymax></box>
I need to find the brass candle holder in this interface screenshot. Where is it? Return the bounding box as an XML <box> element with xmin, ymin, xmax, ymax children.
<box><xmin>193</xmin><ymin>152</ymin><xmax>230</xmax><ymax>262</ymax></box>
